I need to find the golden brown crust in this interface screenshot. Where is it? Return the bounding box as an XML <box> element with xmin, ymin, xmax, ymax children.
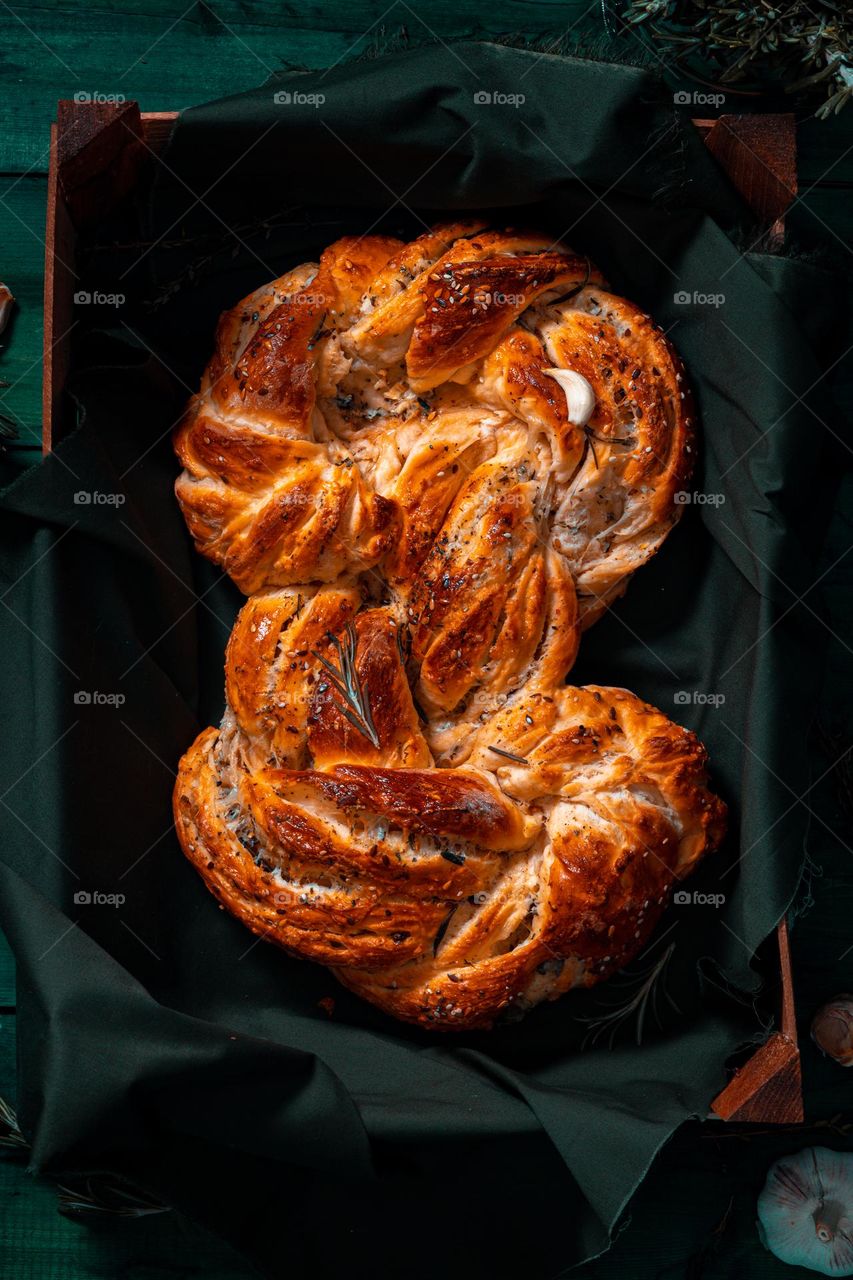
<box><xmin>173</xmin><ymin>227</ymin><xmax>693</xmax><ymax>632</ymax></box>
<box><xmin>172</xmin><ymin>225</ymin><xmax>723</xmax><ymax>1031</ymax></box>
<box><xmin>174</xmin><ymin>587</ymin><xmax>726</xmax><ymax>1030</ymax></box>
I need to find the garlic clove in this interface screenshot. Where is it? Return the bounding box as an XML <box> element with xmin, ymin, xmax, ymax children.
<box><xmin>758</xmin><ymin>1146</ymin><xmax>853</xmax><ymax>1276</ymax></box>
<box><xmin>0</xmin><ymin>283</ymin><xmax>14</xmax><ymax>338</ymax></box>
<box><xmin>811</xmin><ymin>995</ymin><xmax>853</xmax><ymax>1067</ymax></box>
<box><xmin>542</xmin><ymin>367</ymin><xmax>596</xmax><ymax>427</ymax></box>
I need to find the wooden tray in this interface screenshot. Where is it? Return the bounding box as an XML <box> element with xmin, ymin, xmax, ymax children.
<box><xmin>41</xmin><ymin>101</ymin><xmax>803</xmax><ymax>1124</ymax></box>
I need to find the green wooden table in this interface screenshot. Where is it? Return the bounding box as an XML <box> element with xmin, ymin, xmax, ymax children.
<box><xmin>2</xmin><ymin>5</ymin><xmax>852</xmax><ymax>1276</ymax></box>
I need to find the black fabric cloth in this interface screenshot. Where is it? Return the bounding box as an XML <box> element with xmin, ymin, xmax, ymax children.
<box><xmin>0</xmin><ymin>42</ymin><xmax>847</xmax><ymax>1278</ymax></box>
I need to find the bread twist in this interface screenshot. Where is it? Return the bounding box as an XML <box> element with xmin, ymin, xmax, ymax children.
<box><xmin>173</xmin><ymin>224</ymin><xmax>725</xmax><ymax>1030</ymax></box>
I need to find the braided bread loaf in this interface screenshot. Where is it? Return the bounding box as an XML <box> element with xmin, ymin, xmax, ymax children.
<box><xmin>173</xmin><ymin>224</ymin><xmax>726</xmax><ymax>1030</ymax></box>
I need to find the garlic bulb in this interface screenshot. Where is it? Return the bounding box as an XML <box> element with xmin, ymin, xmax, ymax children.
<box><xmin>757</xmin><ymin>1147</ymin><xmax>853</xmax><ymax>1276</ymax></box>
<box><xmin>812</xmin><ymin>995</ymin><xmax>853</xmax><ymax>1067</ymax></box>
<box><xmin>0</xmin><ymin>284</ymin><xmax>13</xmax><ymax>337</ymax></box>
<box><xmin>543</xmin><ymin>367</ymin><xmax>596</xmax><ymax>427</ymax></box>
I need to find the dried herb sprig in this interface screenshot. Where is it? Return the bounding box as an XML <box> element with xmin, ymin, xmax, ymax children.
<box><xmin>584</xmin><ymin>425</ymin><xmax>634</xmax><ymax>470</ymax></box>
<box><xmin>0</xmin><ymin>1096</ymin><xmax>28</xmax><ymax>1151</ymax></box>
<box><xmin>547</xmin><ymin>257</ymin><xmax>593</xmax><ymax>307</ymax></box>
<box><xmin>433</xmin><ymin>903</ymin><xmax>458</xmax><ymax>956</ymax></box>
<box><xmin>578</xmin><ymin>940</ymin><xmax>679</xmax><ymax>1048</ymax></box>
<box><xmin>395</xmin><ymin>620</ymin><xmax>412</xmax><ymax>666</ymax></box>
<box><xmin>312</xmin><ymin>623</ymin><xmax>381</xmax><ymax>748</ymax></box>
<box><xmin>0</xmin><ymin>1095</ymin><xmax>171</xmax><ymax>1217</ymax></box>
<box><xmin>58</xmin><ymin>1176</ymin><xmax>171</xmax><ymax>1219</ymax></box>
<box><xmin>139</xmin><ymin>205</ymin><xmax>304</xmax><ymax>309</ymax></box>
<box><xmin>618</xmin><ymin>0</ymin><xmax>853</xmax><ymax>118</ymax></box>
<box><xmin>488</xmin><ymin>745</ymin><xmax>530</xmax><ymax>764</ymax></box>
<box><xmin>0</xmin><ymin>407</ymin><xmax>19</xmax><ymax>440</ymax></box>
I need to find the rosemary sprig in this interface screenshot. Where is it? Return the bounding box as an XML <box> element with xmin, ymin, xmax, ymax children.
<box><xmin>0</xmin><ymin>407</ymin><xmax>19</xmax><ymax>440</ymax></box>
<box><xmin>587</xmin><ymin>428</ymin><xmax>633</xmax><ymax>447</ymax></box>
<box><xmin>0</xmin><ymin>1096</ymin><xmax>28</xmax><ymax>1151</ymax></box>
<box><xmin>619</xmin><ymin>0</ymin><xmax>853</xmax><ymax>118</ymax></box>
<box><xmin>584</xmin><ymin>426</ymin><xmax>634</xmax><ymax>471</ymax></box>
<box><xmin>578</xmin><ymin>940</ymin><xmax>679</xmax><ymax>1049</ymax></box>
<box><xmin>488</xmin><ymin>745</ymin><xmax>530</xmax><ymax>765</ymax></box>
<box><xmin>0</xmin><ymin>1096</ymin><xmax>170</xmax><ymax>1216</ymax></box>
<box><xmin>57</xmin><ymin>1176</ymin><xmax>171</xmax><ymax>1219</ymax></box>
<box><xmin>395</xmin><ymin>621</ymin><xmax>411</xmax><ymax>666</ymax></box>
<box><xmin>312</xmin><ymin>623</ymin><xmax>381</xmax><ymax>748</ymax></box>
<box><xmin>433</xmin><ymin>903</ymin><xmax>458</xmax><ymax>956</ymax></box>
<box><xmin>141</xmin><ymin>205</ymin><xmax>305</xmax><ymax>309</ymax></box>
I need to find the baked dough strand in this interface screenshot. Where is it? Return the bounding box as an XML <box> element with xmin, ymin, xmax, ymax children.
<box><xmin>172</xmin><ymin>227</ymin><xmax>724</xmax><ymax>1030</ymax></box>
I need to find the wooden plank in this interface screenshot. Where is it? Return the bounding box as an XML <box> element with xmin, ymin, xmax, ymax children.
<box><xmin>0</xmin><ymin>2</ymin><xmax>848</xmax><ymax>188</ymax></box>
<box><xmin>142</xmin><ymin>111</ymin><xmax>178</xmax><ymax>154</ymax></box>
<box><xmin>42</xmin><ymin>125</ymin><xmax>73</xmax><ymax>456</ymax></box>
<box><xmin>0</xmin><ymin>1</ymin><xmax>600</xmax><ymax>173</ymax></box>
<box><xmin>0</xmin><ymin>0</ymin><xmax>578</xmax><ymax>21</ymax></box>
<box><xmin>710</xmin><ymin>1032</ymin><xmax>803</xmax><ymax>1124</ymax></box>
<box><xmin>42</xmin><ymin>101</ymin><xmax>155</xmax><ymax>449</ymax></box>
<box><xmin>779</xmin><ymin>916</ymin><xmax>797</xmax><ymax>1043</ymax></box>
<box><xmin>56</xmin><ymin>100</ymin><xmax>144</xmax><ymax>228</ymax></box>
<box><xmin>711</xmin><ymin>919</ymin><xmax>803</xmax><ymax>1123</ymax></box>
<box><xmin>703</xmin><ymin>114</ymin><xmax>797</xmax><ymax>247</ymax></box>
